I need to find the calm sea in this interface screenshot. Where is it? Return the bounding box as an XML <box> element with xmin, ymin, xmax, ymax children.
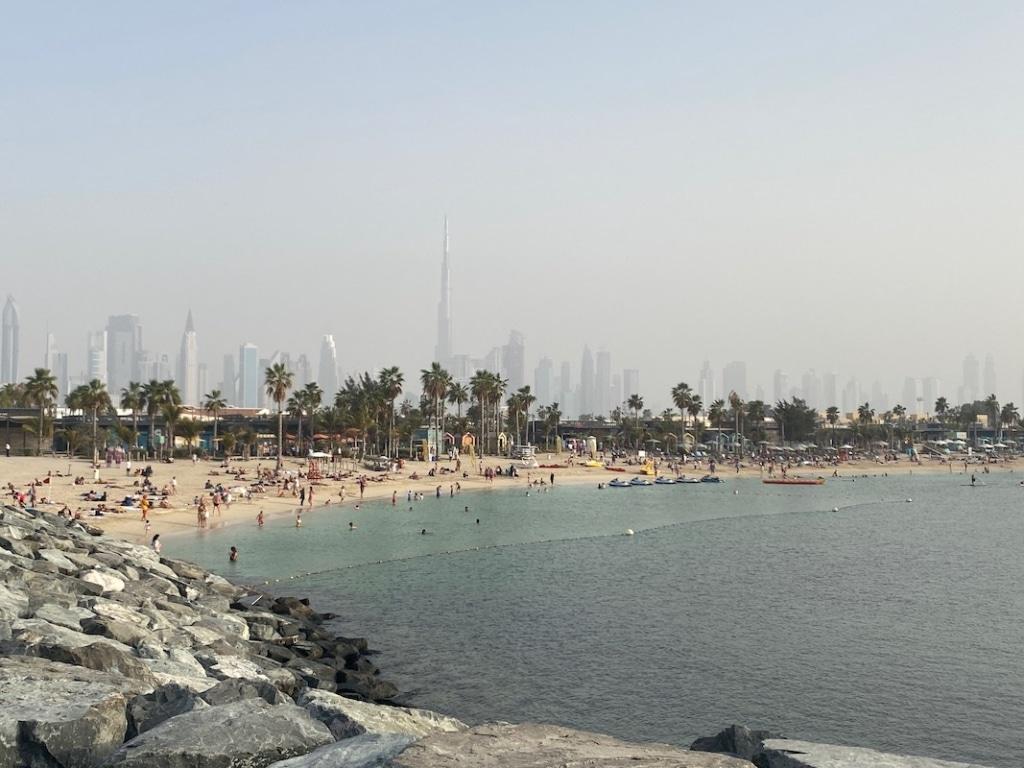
<box><xmin>169</xmin><ymin>472</ymin><xmax>1024</xmax><ymax>766</ymax></box>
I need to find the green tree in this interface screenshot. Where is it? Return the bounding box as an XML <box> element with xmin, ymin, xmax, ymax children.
<box><xmin>825</xmin><ymin>406</ymin><xmax>840</xmax><ymax>447</ymax></box>
<box><xmin>670</xmin><ymin>382</ymin><xmax>692</xmax><ymax>457</ymax></box>
<box><xmin>934</xmin><ymin>396</ymin><xmax>949</xmax><ymax>422</ymax></box>
<box><xmin>728</xmin><ymin>390</ymin><xmax>744</xmax><ymax>456</ymax></box>
<box><xmin>203</xmin><ymin>389</ymin><xmax>227</xmax><ymax>456</ymax></box>
<box><xmin>120</xmin><ymin>382</ymin><xmax>144</xmax><ymax>454</ymax></box>
<box><xmin>265</xmin><ymin>363</ymin><xmax>294</xmax><ymax>469</ymax></box>
<box><xmin>78</xmin><ymin>379</ymin><xmax>112</xmax><ymax>465</ymax></box>
<box><xmin>857</xmin><ymin>402</ymin><xmax>875</xmax><ymax>448</ymax></box>
<box><xmin>379</xmin><ymin>367</ymin><xmax>403</xmax><ymax>458</ymax></box>
<box><xmin>420</xmin><ymin>362</ymin><xmax>451</xmax><ymax>459</ymax></box>
<box><xmin>627</xmin><ymin>394</ymin><xmax>644</xmax><ymax>450</ymax></box>
<box><xmin>23</xmin><ymin>368</ymin><xmax>58</xmax><ymax>455</ymax></box>
<box><xmin>708</xmin><ymin>398</ymin><xmax>726</xmax><ymax>453</ymax></box>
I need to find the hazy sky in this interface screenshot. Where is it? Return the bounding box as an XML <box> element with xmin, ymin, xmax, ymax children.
<box><xmin>3</xmin><ymin>2</ymin><xmax>1024</xmax><ymax>408</ymax></box>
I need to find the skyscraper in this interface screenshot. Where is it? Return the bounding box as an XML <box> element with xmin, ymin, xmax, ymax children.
<box><xmin>558</xmin><ymin>361</ymin><xmax>573</xmax><ymax>417</ymax></box>
<box><xmin>106</xmin><ymin>315</ymin><xmax>142</xmax><ymax>396</ymax></box>
<box><xmin>579</xmin><ymin>346</ymin><xmax>595</xmax><ymax>416</ymax></box>
<box><xmin>822</xmin><ymin>372</ymin><xmax>838</xmax><ymax>410</ymax></box>
<box><xmin>1</xmin><ymin>295</ymin><xmax>19</xmax><ymax>384</ymax></box>
<box><xmin>318</xmin><ymin>335</ymin><xmax>340</xmax><ymax>401</ymax></box>
<box><xmin>921</xmin><ymin>377</ymin><xmax>940</xmax><ymax>415</ymax></box>
<box><xmin>595</xmin><ymin>349</ymin><xmax>611</xmax><ymax>417</ymax></box>
<box><xmin>961</xmin><ymin>354</ymin><xmax>979</xmax><ymax>404</ymax></box>
<box><xmin>221</xmin><ymin>354</ymin><xmax>236</xmax><ymax>404</ymax></box>
<box><xmin>801</xmin><ymin>369</ymin><xmax>821</xmax><ymax>410</ymax></box>
<box><xmin>622</xmin><ymin>369</ymin><xmax>640</xmax><ymax>403</ymax></box>
<box><xmin>722</xmin><ymin>361</ymin><xmax>747</xmax><ymax>400</ymax></box>
<box><xmin>45</xmin><ymin>333</ymin><xmax>69</xmax><ymax>400</ymax></box>
<box><xmin>698</xmin><ymin>361</ymin><xmax>715</xmax><ymax>407</ymax></box>
<box><xmin>503</xmin><ymin>331</ymin><xmax>525</xmax><ymax>392</ymax></box>
<box><xmin>902</xmin><ymin>377</ymin><xmax>919</xmax><ymax>413</ymax></box>
<box><xmin>983</xmin><ymin>354</ymin><xmax>997</xmax><ymax>399</ymax></box>
<box><xmin>176</xmin><ymin>310</ymin><xmax>199</xmax><ymax>405</ymax></box>
<box><xmin>773</xmin><ymin>369</ymin><xmax>788</xmax><ymax>404</ymax></box>
<box><xmin>534</xmin><ymin>357</ymin><xmax>553</xmax><ymax>405</ymax></box>
<box><xmin>296</xmin><ymin>354</ymin><xmax>312</xmax><ymax>390</ymax></box>
<box><xmin>434</xmin><ymin>217</ymin><xmax>453</xmax><ymax>365</ymax></box>
<box><xmin>87</xmin><ymin>332</ymin><xmax>107</xmax><ymax>384</ymax></box>
<box><xmin>238</xmin><ymin>343</ymin><xmax>259</xmax><ymax>408</ymax></box>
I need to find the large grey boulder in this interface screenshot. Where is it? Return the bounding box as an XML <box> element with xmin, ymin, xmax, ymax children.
<box><xmin>297</xmin><ymin>689</ymin><xmax>464</xmax><ymax>741</ymax></box>
<box><xmin>267</xmin><ymin>733</ymin><xmax>416</xmax><ymax>768</ymax></box>
<box><xmin>32</xmin><ymin>641</ymin><xmax>159</xmax><ymax>686</ymax></box>
<box><xmin>199</xmin><ymin>677</ymin><xmax>289</xmax><ymax>707</ymax></box>
<box><xmin>391</xmin><ymin>723</ymin><xmax>752</xmax><ymax>768</ymax></box>
<box><xmin>102</xmin><ymin>698</ymin><xmax>334</xmax><ymax>768</ymax></box>
<box><xmin>80</xmin><ymin>568</ymin><xmax>127</xmax><ymax>594</ymax></box>
<box><xmin>0</xmin><ymin>656</ymin><xmax>149</xmax><ymax>768</ymax></box>
<box><xmin>691</xmin><ymin>724</ymin><xmax>780</xmax><ymax>760</ymax></box>
<box><xmin>126</xmin><ymin>683</ymin><xmax>207</xmax><ymax>737</ymax></box>
<box><xmin>753</xmin><ymin>739</ymin><xmax>990</xmax><ymax>768</ymax></box>
<box><xmin>0</xmin><ymin>582</ymin><xmax>29</xmax><ymax>620</ymax></box>
<box><xmin>33</xmin><ymin>602</ymin><xmax>94</xmax><ymax>631</ymax></box>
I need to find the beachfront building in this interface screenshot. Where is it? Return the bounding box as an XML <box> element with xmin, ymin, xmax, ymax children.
<box><xmin>1</xmin><ymin>295</ymin><xmax>19</xmax><ymax>385</ymax></box>
<box><xmin>238</xmin><ymin>343</ymin><xmax>259</xmax><ymax>408</ymax></box>
<box><xmin>176</xmin><ymin>310</ymin><xmax>199</xmax><ymax>405</ymax></box>
<box><xmin>106</xmin><ymin>314</ymin><xmax>142</xmax><ymax>397</ymax></box>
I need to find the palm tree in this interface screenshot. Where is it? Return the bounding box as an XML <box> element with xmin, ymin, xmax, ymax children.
<box><xmin>23</xmin><ymin>368</ymin><xmax>58</xmax><ymax>455</ymax></box>
<box><xmin>378</xmin><ymin>367</ymin><xmax>403</xmax><ymax>458</ymax></box>
<box><xmin>120</xmin><ymin>382</ymin><xmax>144</xmax><ymax>454</ymax></box>
<box><xmin>162</xmin><ymin>403</ymin><xmax>183</xmax><ymax>456</ymax></box>
<box><xmin>686</xmin><ymin>395</ymin><xmax>703</xmax><ymax>449</ymax></box>
<box><xmin>934</xmin><ymin>397</ymin><xmax>949</xmax><ymax>423</ymax></box>
<box><xmin>447</xmin><ymin>382</ymin><xmax>469</xmax><ymax>445</ymax></box>
<box><xmin>470</xmin><ymin>371</ymin><xmax>491</xmax><ymax>456</ymax></box>
<box><xmin>203</xmin><ymin>389</ymin><xmax>227</xmax><ymax>457</ymax></box>
<box><xmin>826</xmin><ymin>406</ymin><xmax>840</xmax><ymax>446</ymax></box>
<box><xmin>671</xmin><ymin>382</ymin><xmax>692</xmax><ymax>457</ymax></box>
<box><xmin>178</xmin><ymin>419</ymin><xmax>202</xmax><ymax>454</ymax></box>
<box><xmin>708</xmin><ymin>399</ymin><xmax>726</xmax><ymax>453</ymax></box>
<box><xmin>857</xmin><ymin>402</ymin><xmax>875</xmax><ymax>449</ymax></box>
<box><xmin>627</xmin><ymin>394</ymin><xmax>644</xmax><ymax>450</ymax></box>
<box><xmin>491</xmin><ymin>374</ymin><xmax>507</xmax><ymax>454</ymax></box>
<box><xmin>519</xmin><ymin>386</ymin><xmax>536</xmax><ymax>445</ymax></box>
<box><xmin>1000</xmin><ymin>402</ymin><xmax>1018</xmax><ymax>443</ymax></box>
<box><xmin>220</xmin><ymin>430</ymin><xmax>238</xmax><ymax>458</ymax></box>
<box><xmin>420</xmin><ymin>363</ymin><xmax>451</xmax><ymax>460</ymax></box>
<box><xmin>728</xmin><ymin>390</ymin><xmax>744</xmax><ymax>457</ymax></box>
<box><xmin>265</xmin><ymin>363</ymin><xmax>294</xmax><ymax>470</ymax></box>
<box><xmin>287</xmin><ymin>389</ymin><xmax>309</xmax><ymax>456</ymax></box>
<box><xmin>80</xmin><ymin>379</ymin><xmax>112</xmax><ymax>465</ymax></box>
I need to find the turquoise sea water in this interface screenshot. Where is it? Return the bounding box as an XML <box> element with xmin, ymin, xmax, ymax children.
<box><xmin>169</xmin><ymin>473</ymin><xmax>1024</xmax><ymax>766</ymax></box>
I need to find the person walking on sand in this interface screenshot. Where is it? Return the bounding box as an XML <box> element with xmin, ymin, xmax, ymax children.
<box><xmin>299</xmin><ymin>487</ymin><xmax>306</xmax><ymax>506</ymax></box>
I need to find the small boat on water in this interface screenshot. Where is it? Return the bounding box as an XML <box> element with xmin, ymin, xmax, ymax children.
<box><xmin>654</xmin><ymin>476</ymin><xmax>676</xmax><ymax>485</ymax></box>
<box><xmin>629</xmin><ymin>477</ymin><xmax>653</xmax><ymax>487</ymax></box>
<box><xmin>676</xmin><ymin>477</ymin><xmax>701</xmax><ymax>484</ymax></box>
<box><xmin>608</xmin><ymin>478</ymin><xmax>631</xmax><ymax>488</ymax></box>
<box><xmin>763</xmin><ymin>478</ymin><xmax>825</xmax><ymax>486</ymax></box>
<box><xmin>699</xmin><ymin>475</ymin><xmax>721</xmax><ymax>483</ymax></box>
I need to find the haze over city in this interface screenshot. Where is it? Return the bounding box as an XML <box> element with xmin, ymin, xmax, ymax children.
<box><xmin>4</xmin><ymin>2</ymin><xmax>1024</xmax><ymax>411</ymax></box>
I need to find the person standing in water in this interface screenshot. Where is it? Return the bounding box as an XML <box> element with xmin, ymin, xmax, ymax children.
<box><xmin>257</xmin><ymin>510</ymin><xmax>264</xmax><ymax>527</ymax></box>
<box><xmin>229</xmin><ymin>546</ymin><xmax>239</xmax><ymax>562</ymax></box>
<box><xmin>151</xmin><ymin>534</ymin><xmax>161</xmax><ymax>553</ymax></box>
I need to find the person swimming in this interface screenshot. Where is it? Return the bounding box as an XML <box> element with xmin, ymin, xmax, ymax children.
<box><xmin>229</xmin><ymin>546</ymin><xmax>239</xmax><ymax>562</ymax></box>
<box><xmin>348</xmin><ymin>521</ymin><xmax>356</xmax><ymax>530</ymax></box>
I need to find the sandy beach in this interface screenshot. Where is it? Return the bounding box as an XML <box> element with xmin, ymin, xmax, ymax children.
<box><xmin>1</xmin><ymin>451</ymin><xmax>1015</xmax><ymax>546</ymax></box>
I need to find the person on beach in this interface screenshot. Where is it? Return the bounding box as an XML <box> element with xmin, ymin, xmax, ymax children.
<box><xmin>229</xmin><ymin>546</ymin><xmax>238</xmax><ymax>562</ymax></box>
<box><xmin>151</xmin><ymin>534</ymin><xmax>161</xmax><ymax>553</ymax></box>
<box><xmin>299</xmin><ymin>487</ymin><xmax>306</xmax><ymax>506</ymax></box>
<box><xmin>308</xmin><ymin>486</ymin><xmax>314</xmax><ymax>506</ymax></box>
<box><xmin>257</xmin><ymin>510</ymin><xmax>264</xmax><ymax>527</ymax></box>
<box><xmin>296</xmin><ymin>511</ymin><xmax>303</xmax><ymax>527</ymax></box>
<box><xmin>392</xmin><ymin>491</ymin><xmax>397</xmax><ymax>506</ymax></box>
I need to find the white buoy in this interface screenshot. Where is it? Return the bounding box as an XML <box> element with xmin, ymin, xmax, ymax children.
<box><xmin>733</xmin><ymin>489</ymin><xmax>739</xmax><ymax>495</ymax></box>
<box><xmin>832</xmin><ymin>507</ymin><xmax>839</xmax><ymax>513</ymax></box>
<box><xmin>906</xmin><ymin>498</ymin><xmax>913</xmax><ymax>503</ymax></box>
<box><xmin>625</xmin><ymin>529</ymin><xmax>634</xmax><ymax>536</ymax></box>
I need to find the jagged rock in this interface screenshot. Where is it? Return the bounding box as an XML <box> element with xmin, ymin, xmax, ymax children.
<box><xmin>0</xmin><ymin>656</ymin><xmax>148</xmax><ymax>768</ymax></box>
<box><xmin>249</xmin><ymin>622</ymin><xmax>281</xmax><ymax>641</ymax></box>
<box><xmin>267</xmin><ymin>733</ymin><xmax>416</xmax><ymax>768</ymax></box>
<box><xmin>87</xmin><ymin>598</ymin><xmax>153</xmax><ymax>628</ymax></box>
<box><xmin>81</xmin><ymin>568</ymin><xmax>127</xmax><ymax>594</ymax></box>
<box><xmin>0</xmin><ymin>582</ymin><xmax>29</xmax><ymax>620</ymax></box>
<box><xmin>752</xmin><ymin>739</ymin><xmax>985</xmax><ymax>768</ymax></box>
<box><xmin>0</xmin><ymin>533</ymin><xmax>37</xmax><ymax>558</ymax></box>
<box><xmin>82</xmin><ymin>616</ymin><xmax>155</xmax><ymax>647</ymax></box>
<box><xmin>12</xmin><ymin>617</ymin><xmax>135</xmax><ymax>654</ymax></box>
<box><xmin>334</xmin><ymin>669</ymin><xmax>399</xmax><ymax>702</ymax></box>
<box><xmin>33</xmin><ymin>641</ymin><xmax>159</xmax><ymax>686</ymax></box>
<box><xmin>392</xmin><ymin>723</ymin><xmax>752</xmax><ymax>768</ymax></box>
<box><xmin>297</xmin><ymin>689</ymin><xmax>465</xmax><ymax>741</ymax></box>
<box><xmin>33</xmin><ymin>602</ymin><xmax>94</xmax><ymax>631</ymax></box>
<box><xmin>161</xmin><ymin>557</ymin><xmax>206</xmax><ymax>581</ymax></box>
<box><xmin>127</xmin><ymin>683</ymin><xmax>207</xmax><ymax>737</ymax></box>
<box><xmin>199</xmin><ymin>677</ymin><xmax>290</xmax><ymax>707</ymax></box>
<box><xmin>102</xmin><ymin>698</ymin><xmax>333</xmax><ymax>767</ymax></box>
<box><xmin>691</xmin><ymin>724</ymin><xmax>780</xmax><ymax>760</ymax></box>
<box><xmin>37</xmin><ymin>547</ymin><xmax>78</xmax><ymax>572</ymax></box>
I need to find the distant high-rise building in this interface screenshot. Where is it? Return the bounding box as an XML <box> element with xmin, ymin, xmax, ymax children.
<box><xmin>595</xmin><ymin>349</ymin><xmax>611</xmax><ymax>417</ymax></box>
<box><xmin>534</xmin><ymin>357</ymin><xmax>553</xmax><ymax>405</ymax></box>
<box><xmin>87</xmin><ymin>332</ymin><xmax>107</xmax><ymax>385</ymax></box>
<box><xmin>238</xmin><ymin>344</ymin><xmax>259</xmax><ymax>408</ymax></box>
<box><xmin>821</xmin><ymin>372</ymin><xmax>838</xmax><ymax>410</ymax></box>
<box><xmin>698</xmin><ymin>361</ymin><xmax>715</xmax><ymax>407</ymax></box>
<box><xmin>106</xmin><ymin>315</ymin><xmax>142</xmax><ymax>395</ymax></box>
<box><xmin>318</xmin><ymin>335</ymin><xmax>340</xmax><ymax>401</ymax></box>
<box><xmin>722</xmin><ymin>361</ymin><xmax>747</xmax><ymax>400</ymax></box>
<box><xmin>961</xmin><ymin>354</ymin><xmax>980</xmax><ymax>404</ymax></box>
<box><xmin>622</xmin><ymin>369</ymin><xmax>640</xmax><ymax>402</ymax></box>
<box><xmin>558</xmin><ymin>361</ymin><xmax>573</xmax><ymax>416</ymax></box>
<box><xmin>801</xmin><ymin>369</ymin><xmax>821</xmax><ymax>410</ymax></box>
<box><xmin>221</xmin><ymin>354</ymin><xmax>237</xmax><ymax>404</ymax></box>
<box><xmin>921</xmin><ymin>377</ymin><xmax>940</xmax><ymax>415</ymax></box>
<box><xmin>1</xmin><ymin>295</ymin><xmax>20</xmax><ymax>384</ymax></box>
<box><xmin>197</xmin><ymin>363</ymin><xmax>208</xmax><ymax>401</ymax></box>
<box><xmin>579</xmin><ymin>346</ymin><xmax>595</xmax><ymax>416</ymax></box>
<box><xmin>296</xmin><ymin>354</ymin><xmax>312</xmax><ymax>389</ymax></box>
<box><xmin>434</xmin><ymin>217</ymin><xmax>453</xmax><ymax>365</ymax></box>
<box><xmin>754</xmin><ymin>384</ymin><xmax>765</xmax><ymax>402</ymax></box>
<box><xmin>870</xmin><ymin>381</ymin><xmax>888</xmax><ymax>412</ymax></box>
<box><xmin>901</xmin><ymin>377</ymin><xmax>919</xmax><ymax>414</ymax></box>
<box><xmin>54</xmin><ymin>352</ymin><xmax>69</xmax><ymax>401</ymax></box>
<box><xmin>842</xmin><ymin>378</ymin><xmax>860</xmax><ymax>415</ymax></box>
<box><xmin>983</xmin><ymin>353</ymin><xmax>997</xmax><ymax>399</ymax></box>
<box><xmin>610</xmin><ymin>373</ymin><xmax>622</xmax><ymax>412</ymax></box>
<box><xmin>176</xmin><ymin>310</ymin><xmax>199</xmax><ymax>405</ymax></box>
<box><xmin>772</xmin><ymin>369</ymin><xmax>788</xmax><ymax>404</ymax></box>
<box><xmin>257</xmin><ymin>357</ymin><xmax>271</xmax><ymax>408</ymax></box>
<box><xmin>503</xmin><ymin>331</ymin><xmax>525</xmax><ymax>392</ymax></box>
